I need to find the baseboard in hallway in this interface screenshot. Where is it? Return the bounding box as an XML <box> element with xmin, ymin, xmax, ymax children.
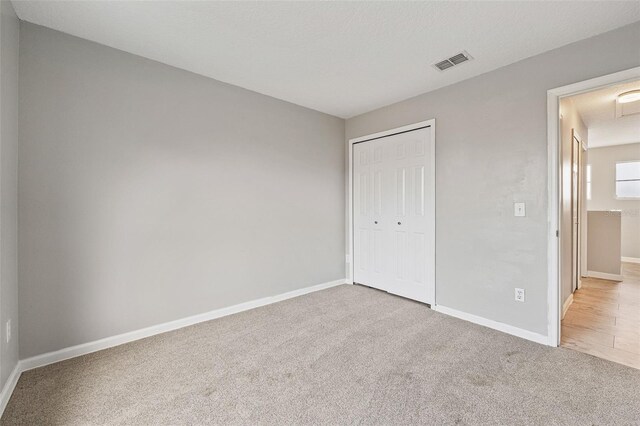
<box><xmin>586</xmin><ymin>270</ymin><xmax>624</xmax><ymax>281</ymax></box>
<box><xmin>562</xmin><ymin>293</ymin><xmax>574</xmax><ymax>319</ymax></box>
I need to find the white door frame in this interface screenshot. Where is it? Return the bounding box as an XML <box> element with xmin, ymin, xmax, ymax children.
<box><xmin>573</xmin><ymin>130</ymin><xmax>589</xmax><ymax>289</ymax></box>
<box><xmin>570</xmin><ymin>129</ymin><xmax>584</xmax><ymax>292</ymax></box>
<box><xmin>547</xmin><ymin>66</ymin><xmax>640</xmax><ymax>347</ymax></box>
<box><xmin>347</xmin><ymin>119</ymin><xmax>436</xmax><ymax>305</ymax></box>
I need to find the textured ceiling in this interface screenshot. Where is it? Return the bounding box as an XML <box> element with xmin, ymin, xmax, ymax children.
<box><xmin>571</xmin><ymin>80</ymin><xmax>640</xmax><ymax>148</ymax></box>
<box><xmin>11</xmin><ymin>1</ymin><xmax>640</xmax><ymax>118</ymax></box>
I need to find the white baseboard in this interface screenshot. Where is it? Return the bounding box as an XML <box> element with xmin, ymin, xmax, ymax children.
<box><xmin>19</xmin><ymin>278</ymin><xmax>347</xmax><ymax>373</ymax></box>
<box><xmin>587</xmin><ymin>271</ymin><xmax>623</xmax><ymax>281</ymax></box>
<box><xmin>0</xmin><ymin>363</ymin><xmax>21</xmax><ymax>417</ymax></box>
<box><xmin>2</xmin><ymin>278</ymin><xmax>348</xmax><ymax>418</ymax></box>
<box><xmin>621</xmin><ymin>257</ymin><xmax>640</xmax><ymax>264</ymax></box>
<box><xmin>562</xmin><ymin>293</ymin><xmax>574</xmax><ymax>319</ymax></box>
<box><xmin>433</xmin><ymin>305</ymin><xmax>550</xmax><ymax>346</ymax></box>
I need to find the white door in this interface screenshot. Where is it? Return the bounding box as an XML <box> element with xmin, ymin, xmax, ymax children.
<box><xmin>353</xmin><ymin>127</ymin><xmax>434</xmax><ymax>304</ymax></box>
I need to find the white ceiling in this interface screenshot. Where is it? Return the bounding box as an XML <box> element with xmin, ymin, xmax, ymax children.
<box><xmin>11</xmin><ymin>1</ymin><xmax>640</xmax><ymax>118</ymax></box>
<box><xmin>571</xmin><ymin>81</ymin><xmax>640</xmax><ymax>148</ymax></box>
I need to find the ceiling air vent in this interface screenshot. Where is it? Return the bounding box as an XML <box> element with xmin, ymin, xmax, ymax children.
<box><xmin>433</xmin><ymin>51</ymin><xmax>472</xmax><ymax>71</ymax></box>
<box><xmin>434</xmin><ymin>60</ymin><xmax>454</xmax><ymax>71</ymax></box>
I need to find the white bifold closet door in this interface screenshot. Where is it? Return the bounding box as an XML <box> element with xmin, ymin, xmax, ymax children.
<box><xmin>353</xmin><ymin>127</ymin><xmax>434</xmax><ymax>304</ymax></box>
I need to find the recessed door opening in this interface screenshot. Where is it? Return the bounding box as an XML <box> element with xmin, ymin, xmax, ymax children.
<box><xmin>551</xmin><ymin>73</ymin><xmax>640</xmax><ymax>369</ymax></box>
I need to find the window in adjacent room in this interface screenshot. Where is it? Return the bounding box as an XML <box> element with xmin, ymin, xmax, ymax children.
<box><xmin>616</xmin><ymin>161</ymin><xmax>640</xmax><ymax>199</ymax></box>
<box><xmin>586</xmin><ymin>164</ymin><xmax>592</xmax><ymax>200</ymax></box>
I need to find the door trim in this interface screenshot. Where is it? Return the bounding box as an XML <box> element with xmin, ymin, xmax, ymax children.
<box><xmin>347</xmin><ymin>119</ymin><xmax>436</xmax><ymax>306</ymax></box>
<box><xmin>547</xmin><ymin>66</ymin><xmax>640</xmax><ymax>347</ymax></box>
<box><xmin>578</xmin><ymin>132</ymin><xmax>588</xmax><ymax>284</ymax></box>
<box><xmin>570</xmin><ymin>128</ymin><xmax>582</xmax><ymax>293</ymax></box>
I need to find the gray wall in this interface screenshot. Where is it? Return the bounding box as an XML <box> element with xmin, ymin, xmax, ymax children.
<box><xmin>346</xmin><ymin>22</ymin><xmax>640</xmax><ymax>336</ymax></box>
<box><xmin>559</xmin><ymin>98</ymin><xmax>588</xmax><ymax>305</ymax></box>
<box><xmin>0</xmin><ymin>0</ymin><xmax>19</xmax><ymax>388</ymax></box>
<box><xmin>587</xmin><ymin>143</ymin><xmax>640</xmax><ymax>259</ymax></box>
<box><xmin>587</xmin><ymin>211</ymin><xmax>622</xmax><ymax>275</ymax></box>
<box><xmin>19</xmin><ymin>23</ymin><xmax>345</xmax><ymax>359</ymax></box>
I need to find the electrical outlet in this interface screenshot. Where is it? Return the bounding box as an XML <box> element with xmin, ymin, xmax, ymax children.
<box><xmin>6</xmin><ymin>319</ymin><xmax>11</xmax><ymax>343</ymax></box>
<box><xmin>514</xmin><ymin>202</ymin><xmax>526</xmax><ymax>217</ymax></box>
<box><xmin>515</xmin><ymin>288</ymin><xmax>525</xmax><ymax>302</ymax></box>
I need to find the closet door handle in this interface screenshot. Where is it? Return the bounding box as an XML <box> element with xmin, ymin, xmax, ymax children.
<box><xmin>397</xmin><ymin>222</ymin><xmax>402</xmax><ymax>225</ymax></box>
<box><xmin>374</xmin><ymin>221</ymin><xmax>378</xmax><ymax>224</ymax></box>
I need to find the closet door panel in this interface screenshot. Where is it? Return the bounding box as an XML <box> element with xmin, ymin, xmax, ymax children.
<box><xmin>353</xmin><ymin>126</ymin><xmax>434</xmax><ymax>304</ymax></box>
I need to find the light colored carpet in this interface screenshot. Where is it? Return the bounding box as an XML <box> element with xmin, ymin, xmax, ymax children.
<box><xmin>3</xmin><ymin>284</ymin><xmax>640</xmax><ymax>425</ymax></box>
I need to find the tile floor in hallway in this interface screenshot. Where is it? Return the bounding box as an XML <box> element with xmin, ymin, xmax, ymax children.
<box><xmin>561</xmin><ymin>262</ymin><xmax>640</xmax><ymax>369</ymax></box>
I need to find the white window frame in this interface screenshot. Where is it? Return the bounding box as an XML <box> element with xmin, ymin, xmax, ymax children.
<box><xmin>586</xmin><ymin>164</ymin><xmax>592</xmax><ymax>201</ymax></box>
<box><xmin>615</xmin><ymin>160</ymin><xmax>640</xmax><ymax>200</ymax></box>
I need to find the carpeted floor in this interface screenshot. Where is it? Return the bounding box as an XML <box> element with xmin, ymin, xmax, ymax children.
<box><xmin>3</xmin><ymin>284</ymin><xmax>640</xmax><ymax>425</ymax></box>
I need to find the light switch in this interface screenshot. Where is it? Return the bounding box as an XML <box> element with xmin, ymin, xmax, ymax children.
<box><xmin>514</xmin><ymin>202</ymin><xmax>526</xmax><ymax>217</ymax></box>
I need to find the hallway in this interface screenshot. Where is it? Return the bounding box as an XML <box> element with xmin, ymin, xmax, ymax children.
<box><xmin>562</xmin><ymin>262</ymin><xmax>640</xmax><ymax>369</ymax></box>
